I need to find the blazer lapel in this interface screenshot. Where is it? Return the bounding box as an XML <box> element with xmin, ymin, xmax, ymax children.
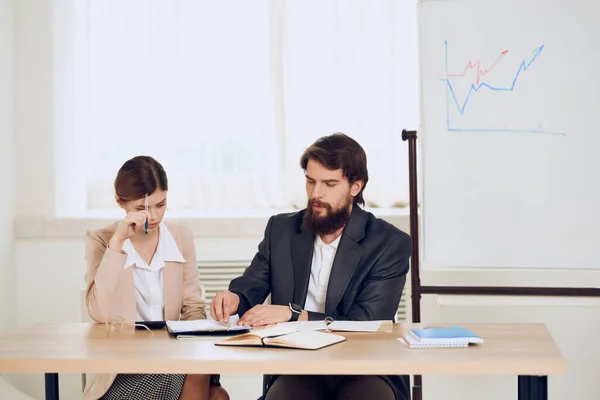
<box><xmin>324</xmin><ymin>238</ymin><xmax>363</xmax><ymax>316</ymax></box>
<box><xmin>291</xmin><ymin>231</ymin><xmax>315</xmax><ymax>306</ymax></box>
<box><xmin>324</xmin><ymin>206</ymin><xmax>367</xmax><ymax>316</ymax></box>
<box><xmin>159</xmin><ymin>224</ymin><xmax>188</xmax><ymax>320</ymax></box>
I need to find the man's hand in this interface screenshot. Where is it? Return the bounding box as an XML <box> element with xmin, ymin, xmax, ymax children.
<box><xmin>210</xmin><ymin>290</ymin><xmax>240</xmax><ymax>324</ymax></box>
<box><xmin>237</xmin><ymin>305</ymin><xmax>292</xmax><ymax>327</ymax></box>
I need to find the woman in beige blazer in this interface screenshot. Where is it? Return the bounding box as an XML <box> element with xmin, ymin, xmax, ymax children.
<box><xmin>83</xmin><ymin>156</ymin><xmax>229</xmax><ymax>400</ymax></box>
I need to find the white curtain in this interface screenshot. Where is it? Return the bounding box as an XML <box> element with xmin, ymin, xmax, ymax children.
<box><xmin>53</xmin><ymin>0</ymin><xmax>418</xmax><ymax>215</ymax></box>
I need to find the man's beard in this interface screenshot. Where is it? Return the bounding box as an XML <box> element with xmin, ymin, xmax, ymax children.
<box><xmin>302</xmin><ymin>197</ymin><xmax>352</xmax><ymax>235</ymax></box>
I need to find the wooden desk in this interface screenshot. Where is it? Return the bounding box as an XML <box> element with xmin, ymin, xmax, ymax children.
<box><xmin>0</xmin><ymin>322</ymin><xmax>565</xmax><ymax>400</ymax></box>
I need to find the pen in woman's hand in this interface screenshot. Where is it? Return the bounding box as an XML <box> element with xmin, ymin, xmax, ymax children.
<box><xmin>144</xmin><ymin>194</ymin><xmax>149</xmax><ymax>235</ymax></box>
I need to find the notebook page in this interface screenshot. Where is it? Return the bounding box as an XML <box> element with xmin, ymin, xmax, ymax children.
<box><xmin>327</xmin><ymin>321</ymin><xmax>383</xmax><ymax>332</ymax></box>
<box><xmin>268</xmin><ymin>331</ymin><xmax>345</xmax><ymax>349</ymax></box>
<box><xmin>251</xmin><ymin>325</ymin><xmax>300</xmax><ymax>338</ymax></box>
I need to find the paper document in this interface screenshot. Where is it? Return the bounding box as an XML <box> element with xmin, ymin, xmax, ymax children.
<box><xmin>327</xmin><ymin>321</ymin><xmax>383</xmax><ymax>332</ymax></box>
<box><xmin>277</xmin><ymin>320</ymin><xmax>383</xmax><ymax>332</ymax></box>
<box><xmin>277</xmin><ymin>321</ymin><xmax>328</xmax><ymax>331</ymax></box>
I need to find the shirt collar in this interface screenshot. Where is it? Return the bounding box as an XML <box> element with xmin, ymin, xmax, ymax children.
<box><xmin>159</xmin><ymin>223</ymin><xmax>186</xmax><ymax>263</ymax></box>
<box><xmin>314</xmin><ymin>233</ymin><xmax>342</xmax><ymax>249</ymax></box>
<box><xmin>123</xmin><ymin>222</ymin><xmax>186</xmax><ymax>270</ymax></box>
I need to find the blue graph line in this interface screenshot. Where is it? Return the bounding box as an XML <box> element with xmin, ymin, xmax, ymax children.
<box><xmin>444</xmin><ymin>41</ymin><xmax>566</xmax><ymax>136</ymax></box>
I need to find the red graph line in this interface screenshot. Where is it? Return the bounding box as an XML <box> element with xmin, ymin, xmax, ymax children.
<box><xmin>446</xmin><ymin>49</ymin><xmax>508</xmax><ymax>85</ymax></box>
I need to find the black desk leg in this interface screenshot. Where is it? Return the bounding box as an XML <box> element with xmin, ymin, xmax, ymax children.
<box><xmin>412</xmin><ymin>386</ymin><xmax>422</xmax><ymax>400</ymax></box>
<box><xmin>412</xmin><ymin>374</ymin><xmax>422</xmax><ymax>400</ymax></box>
<box><xmin>45</xmin><ymin>373</ymin><xmax>59</xmax><ymax>400</ymax></box>
<box><xmin>518</xmin><ymin>375</ymin><xmax>547</xmax><ymax>400</ymax></box>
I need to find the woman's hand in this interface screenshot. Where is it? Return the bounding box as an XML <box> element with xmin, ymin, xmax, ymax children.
<box><xmin>108</xmin><ymin>211</ymin><xmax>150</xmax><ymax>251</ymax></box>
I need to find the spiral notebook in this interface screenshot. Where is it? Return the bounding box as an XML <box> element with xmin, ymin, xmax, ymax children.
<box><xmin>398</xmin><ymin>326</ymin><xmax>484</xmax><ymax>349</ymax></box>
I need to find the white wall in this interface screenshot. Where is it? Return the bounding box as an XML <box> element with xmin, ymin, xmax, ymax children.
<box><xmin>0</xmin><ymin>0</ymin><xmax>24</xmax><ymax>397</ymax></box>
<box><xmin>0</xmin><ymin>0</ymin><xmax>16</xmax><ymax>336</ymax></box>
<box><xmin>5</xmin><ymin>2</ymin><xmax>600</xmax><ymax>400</ymax></box>
<box><xmin>14</xmin><ymin>0</ymin><xmax>55</xmax><ymax>219</ymax></box>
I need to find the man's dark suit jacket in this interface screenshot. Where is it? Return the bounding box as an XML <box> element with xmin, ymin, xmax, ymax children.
<box><xmin>229</xmin><ymin>205</ymin><xmax>412</xmax><ymax>400</ymax></box>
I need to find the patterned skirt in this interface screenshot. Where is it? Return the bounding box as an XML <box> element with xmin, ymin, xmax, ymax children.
<box><xmin>101</xmin><ymin>373</ymin><xmax>221</xmax><ymax>400</ymax></box>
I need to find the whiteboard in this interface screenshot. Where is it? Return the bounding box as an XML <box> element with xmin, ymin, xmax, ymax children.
<box><xmin>419</xmin><ymin>0</ymin><xmax>600</xmax><ymax>269</ymax></box>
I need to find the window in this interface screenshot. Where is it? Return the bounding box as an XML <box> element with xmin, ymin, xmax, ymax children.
<box><xmin>53</xmin><ymin>0</ymin><xmax>418</xmax><ymax>216</ymax></box>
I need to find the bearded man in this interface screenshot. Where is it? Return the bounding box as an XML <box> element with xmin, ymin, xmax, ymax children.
<box><xmin>211</xmin><ymin>133</ymin><xmax>412</xmax><ymax>400</ymax></box>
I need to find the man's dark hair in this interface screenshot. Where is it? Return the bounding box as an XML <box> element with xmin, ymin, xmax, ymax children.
<box><xmin>300</xmin><ymin>133</ymin><xmax>368</xmax><ymax>205</ymax></box>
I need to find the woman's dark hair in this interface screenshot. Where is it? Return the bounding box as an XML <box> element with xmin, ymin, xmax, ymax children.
<box><xmin>114</xmin><ymin>156</ymin><xmax>168</xmax><ymax>202</ymax></box>
<box><xmin>300</xmin><ymin>133</ymin><xmax>368</xmax><ymax>205</ymax></box>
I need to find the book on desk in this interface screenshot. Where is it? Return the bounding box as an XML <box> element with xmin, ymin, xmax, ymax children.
<box><xmin>398</xmin><ymin>326</ymin><xmax>484</xmax><ymax>349</ymax></box>
<box><xmin>214</xmin><ymin>325</ymin><xmax>346</xmax><ymax>350</ymax></box>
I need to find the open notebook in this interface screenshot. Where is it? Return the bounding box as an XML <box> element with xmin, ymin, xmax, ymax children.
<box><xmin>398</xmin><ymin>326</ymin><xmax>484</xmax><ymax>349</ymax></box>
<box><xmin>215</xmin><ymin>325</ymin><xmax>346</xmax><ymax>350</ymax></box>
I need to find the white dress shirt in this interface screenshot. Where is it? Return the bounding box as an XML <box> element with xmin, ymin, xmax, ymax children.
<box><xmin>304</xmin><ymin>234</ymin><xmax>342</xmax><ymax>313</ymax></box>
<box><xmin>122</xmin><ymin>223</ymin><xmax>186</xmax><ymax>321</ymax></box>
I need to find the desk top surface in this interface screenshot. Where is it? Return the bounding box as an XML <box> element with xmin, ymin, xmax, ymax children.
<box><xmin>0</xmin><ymin>322</ymin><xmax>566</xmax><ymax>375</ymax></box>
